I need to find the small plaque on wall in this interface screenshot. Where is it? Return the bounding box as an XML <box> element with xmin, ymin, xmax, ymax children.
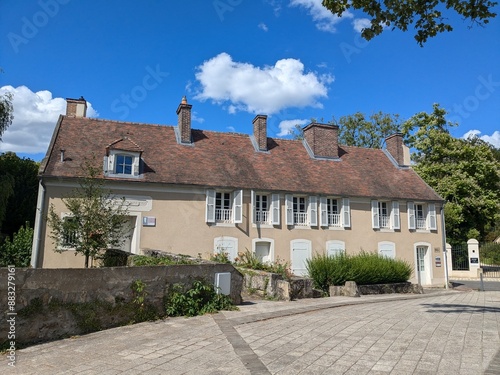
<box><xmin>142</xmin><ymin>216</ymin><xmax>156</xmax><ymax>227</ymax></box>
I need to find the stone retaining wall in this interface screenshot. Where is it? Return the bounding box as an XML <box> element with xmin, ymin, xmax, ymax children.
<box><xmin>0</xmin><ymin>264</ymin><xmax>242</xmax><ymax>346</ymax></box>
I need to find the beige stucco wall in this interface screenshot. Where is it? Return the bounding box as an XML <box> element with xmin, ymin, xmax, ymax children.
<box><xmin>37</xmin><ymin>182</ymin><xmax>446</xmax><ymax>286</ymax></box>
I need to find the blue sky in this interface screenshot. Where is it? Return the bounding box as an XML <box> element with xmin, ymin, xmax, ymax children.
<box><xmin>1</xmin><ymin>0</ymin><xmax>499</xmax><ymax>161</ymax></box>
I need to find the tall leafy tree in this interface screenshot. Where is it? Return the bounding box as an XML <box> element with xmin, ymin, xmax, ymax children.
<box><xmin>337</xmin><ymin>112</ymin><xmax>401</xmax><ymax>148</ymax></box>
<box><xmin>0</xmin><ymin>152</ymin><xmax>39</xmax><ymax>239</ymax></box>
<box><xmin>402</xmin><ymin>104</ymin><xmax>500</xmax><ymax>244</ymax></box>
<box><xmin>47</xmin><ymin>160</ymin><xmax>131</xmax><ymax>268</ymax></box>
<box><xmin>322</xmin><ymin>0</ymin><xmax>497</xmax><ymax>46</ymax></box>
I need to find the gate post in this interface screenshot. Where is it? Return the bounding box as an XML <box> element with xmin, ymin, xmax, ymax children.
<box><xmin>467</xmin><ymin>239</ymin><xmax>480</xmax><ymax>277</ymax></box>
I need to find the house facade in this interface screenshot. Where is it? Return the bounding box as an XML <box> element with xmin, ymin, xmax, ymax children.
<box><xmin>31</xmin><ymin>97</ymin><xmax>447</xmax><ymax>286</ymax></box>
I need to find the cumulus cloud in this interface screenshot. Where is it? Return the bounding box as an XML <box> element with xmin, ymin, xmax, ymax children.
<box><xmin>0</xmin><ymin>85</ymin><xmax>98</xmax><ymax>154</ymax></box>
<box><xmin>463</xmin><ymin>129</ymin><xmax>500</xmax><ymax>148</ymax></box>
<box><xmin>277</xmin><ymin>118</ymin><xmax>309</xmax><ymax>136</ymax></box>
<box><xmin>194</xmin><ymin>53</ymin><xmax>333</xmax><ymax>114</ymax></box>
<box><xmin>290</xmin><ymin>0</ymin><xmax>352</xmax><ymax>33</ymax></box>
<box><xmin>353</xmin><ymin>18</ymin><xmax>371</xmax><ymax>33</ymax></box>
<box><xmin>258</xmin><ymin>22</ymin><xmax>269</xmax><ymax>32</ymax></box>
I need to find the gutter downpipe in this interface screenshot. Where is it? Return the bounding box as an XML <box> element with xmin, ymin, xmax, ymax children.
<box><xmin>30</xmin><ymin>178</ymin><xmax>46</xmax><ymax>268</ymax></box>
<box><xmin>441</xmin><ymin>203</ymin><xmax>449</xmax><ymax>289</ymax></box>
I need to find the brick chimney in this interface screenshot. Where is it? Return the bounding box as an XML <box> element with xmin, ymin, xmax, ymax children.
<box><xmin>176</xmin><ymin>96</ymin><xmax>192</xmax><ymax>144</ymax></box>
<box><xmin>66</xmin><ymin>97</ymin><xmax>87</xmax><ymax>117</ymax></box>
<box><xmin>253</xmin><ymin>115</ymin><xmax>267</xmax><ymax>151</ymax></box>
<box><xmin>385</xmin><ymin>133</ymin><xmax>410</xmax><ymax>166</ymax></box>
<box><xmin>303</xmin><ymin>123</ymin><xmax>339</xmax><ymax>159</ymax></box>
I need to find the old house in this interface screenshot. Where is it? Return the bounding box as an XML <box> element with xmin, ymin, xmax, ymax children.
<box><xmin>31</xmin><ymin>97</ymin><xmax>446</xmax><ymax>286</ymax></box>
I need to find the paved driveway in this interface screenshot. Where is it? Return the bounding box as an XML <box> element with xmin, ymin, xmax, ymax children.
<box><xmin>2</xmin><ymin>289</ymin><xmax>500</xmax><ymax>374</ymax></box>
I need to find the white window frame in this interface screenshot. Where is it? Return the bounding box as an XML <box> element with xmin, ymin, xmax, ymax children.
<box><xmin>206</xmin><ymin>189</ymin><xmax>243</xmax><ymax>225</ymax></box>
<box><xmin>408</xmin><ymin>202</ymin><xmax>436</xmax><ymax>231</ymax></box>
<box><xmin>320</xmin><ymin>197</ymin><xmax>346</xmax><ymax>228</ymax></box>
<box><xmin>371</xmin><ymin>200</ymin><xmax>400</xmax><ymax>230</ymax></box>
<box><xmin>104</xmin><ymin>150</ymin><xmax>141</xmax><ymax>178</ymax></box>
<box><xmin>59</xmin><ymin>212</ymin><xmax>77</xmax><ymax>250</ymax></box>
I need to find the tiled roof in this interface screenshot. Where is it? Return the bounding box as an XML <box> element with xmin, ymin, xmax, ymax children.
<box><xmin>41</xmin><ymin>116</ymin><xmax>443</xmax><ymax>201</ymax></box>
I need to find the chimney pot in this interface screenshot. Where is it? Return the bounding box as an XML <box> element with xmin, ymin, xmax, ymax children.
<box><xmin>385</xmin><ymin>133</ymin><xmax>409</xmax><ymax>166</ymax></box>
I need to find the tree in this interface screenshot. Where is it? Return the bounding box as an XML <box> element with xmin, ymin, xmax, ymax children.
<box><xmin>0</xmin><ymin>152</ymin><xmax>39</xmax><ymax>239</ymax></box>
<box><xmin>47</xmin><ymin>160</ymin><xmax>131</xmax><ymax>268</ymax></box>
<box><xmin>402</xmin><ymin>104</ymin><xmax>500</xmax><ymax>244</ymax></box>
<box><xmin>337</xmin><ymin>112</ymin><xmax>401</xmax><ymax>148</ymax></box>
<box><xmin>322</xmin><ymin>0</ymin><xmax>497</xmax><ymax>46</ymax></box>
<box><xmin>0</xmin><ymin>91</ymin><xmax>14</xmax><ymax>141</ymax></box>
<box><xmin>0</xmin><ymin>223</ymin><xmax>33</xmax><ymax>267</ymax></box>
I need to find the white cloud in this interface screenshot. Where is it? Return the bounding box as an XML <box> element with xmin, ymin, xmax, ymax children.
<box><xmin>290</xmin><ymin>0</ymin><xmax>353</xmax><ymax>33</ymax></box>
<box><xmin>194</xmin><ymin>53</ymin><xmax>333</xmax><ymax>114</ymax></box>
<box><xmin>352</xmin><ymin>18</ymin><xmax>371</xmax><ymax>33</ymax></box>
<box><xmin>277</xmin><ymin>118</ymin><xmax>309</xmax><ymax>136</ymax></box>
<box><xmin>258</xmin><ymin>22</ymin><xmax>269</xmax><ymax>32</ymax></box>
<box><xmin>0</xmin><ymin>85</ymin><xmax>98</xmax><ymax>154</ymax></box>
<box><xmin>463</xmin><ymin>129</ymin><xmax>500</xmax><ymax>148</ymax></box>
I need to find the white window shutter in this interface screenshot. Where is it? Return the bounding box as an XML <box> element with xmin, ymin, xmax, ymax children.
<box><xmin>392</xmin><ymin>201</ymin><xmax>400</xmax><ymax>230</ymax></box>
<box><xmin>251</xmin><ymin>190</ymin><xmax>256</xmax><ymax>224</ymax></box>
<box><xmin>108</xmin><ymin>155</ymin><xmax>114</xmax><ymax>173</ymax></box>
<box><xmin>428</xmin><ymin>203</ymin><xmax>437</xmax><ymax>230</ymax></box>
<box><xmin>285</xmin><ymin>194</ymin><xmax>293</xmax><ymax>225</ymax></box>
<box><xmin>271</xmin><ymin>193</ymin><xmax>280</xmax><ymax>225</ymax></box>
<box><xmin>103</xmin><ymin>156</ymin><xmax>109</xmax><ymax>174</ymax></box>
<box><xmin>408</xmin><ymin>202</ymin><xmax>416</xmax><ymax>230</ymax></box>
<box><xmin>319</xmin><ymin>197</ymin><xmax>327</xmax><ymax>227</ymax></box>
<box><xmin>371</xmin><ymin>200</ymin><xmax>379</xmax><ymax>229</ymax></box>
<box><xmin>309</xmin><ymin>196</ymin><xmax>318</xmax><ymax>226</ymax></box>
<box><xmin>342</xmin><ymin>198</ymin><xmax>350</xmax><ymax>228</ymax></box>
<box><xmin>233</xmin><ymin>190</ymin><xmax>243</xmax><ymax>224</ymax></box>
<box><xmin>133</xmin><ymin>159</ymin><xmax>139</xmax><ymax>176</ymax></box>
<box><xmin>206</xmin><ymin>189</ymin><xmax>216</xmax><ymax>223</ymax></box>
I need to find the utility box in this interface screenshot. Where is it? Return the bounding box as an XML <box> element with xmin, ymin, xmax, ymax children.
<box><xmin>215</xmin><ymin>272</ymin><xmax>231</xmax><ymax>295</ymax></box>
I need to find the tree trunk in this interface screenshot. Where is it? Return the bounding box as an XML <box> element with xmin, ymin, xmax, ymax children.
<box><xmin>84</xmin><ymin>255</ymin><xmax>89</xmax><ymax>268</ymax></box>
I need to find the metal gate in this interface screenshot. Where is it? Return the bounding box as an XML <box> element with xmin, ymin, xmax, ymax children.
<box><xmin>480</xmin><ymin>242</ymin><xmax>500</xmax><ymax>278</ymax></box>
<box><xmin>451</xmin><ymin>243</ymin><xmax>469</xmax><ymax>271</ymax></box>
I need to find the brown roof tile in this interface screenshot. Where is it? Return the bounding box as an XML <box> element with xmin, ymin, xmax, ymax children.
<box><xmin>42</xmin><ymin>116</ymin><xmax>443</xmax><ymax>201</ymax></box>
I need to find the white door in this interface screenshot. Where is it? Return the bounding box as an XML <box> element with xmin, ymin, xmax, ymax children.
<box><xmin>291</xmin><ymin>240</ymin><xmax>311</xmax><ymax>276</ymax></box>
<box><xmin>118</xmin><ymin>216</ymin><xmax>136</xmax><ymax>253</ymax></box>
<box><xmin>416</xmin><ymin>246</ymin><xmax>430</xmax><ymax>285</ymax></box>
<box><xmin>255</xmin><ymin>242</ymin><xmax>271</xmax><ymax>263</ymax></box>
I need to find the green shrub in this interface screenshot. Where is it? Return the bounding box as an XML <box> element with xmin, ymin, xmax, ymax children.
<box><xmin>130</xmin><ymin>254</ymin><xmax>193</xmax><ymax>266</ymax></box>
<box><xmin>480</xmin><ymin>243</ymin><xmax>500</xmax><ymax>265</ymax></box>
<box><xmin>210</xmin><ymin>251</ymin><xmax>231</xmax><ymax>264</ymax></box>
<box><xmin>306</xmin><ymin>251</ymin><xmax>413</xmax><ymax>294</ymax></box>
<box><xmin>0</xmin><ymin>223</ymin><xmax>33</xmax><ymax>267</ymax></box>
<box><xmin>165</xmin><ymin>280</ymin><xmax>237</xmax><ymax>317</ymax></box>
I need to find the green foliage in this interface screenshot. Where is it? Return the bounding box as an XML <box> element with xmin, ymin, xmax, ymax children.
<box><xmin>0</xmin><ymin>222</ymin><xmax>33</xmax><ymax>267</ymax></box>
<box><xmin>0</xmin><ymin>152</ymin><xmax>38</xmax><ymax>239</ymax></box>
<box><xmin>130</xmin><ymin>279</ymin><xmax>158</xmax><ymax>322</ymax></box>
<box><xmin>210</xmin><ymin>251</ymin><xmax>231</xmax><ymax>264</ymax></box>
<box><xmin>165</xmin><ymin>280</ymin><xmax>237</xmax><ymax>317</ymax></box>
<box><xmin>131</xmin><ymin>254</ymin><xmax>194</xmax><ymax>266</ymax></box>
<box><xmin>99</xmin><ymin>249</ymin><xmax>129</xmax><ymax>267</ymax></box>
<box><xmin>337</xmin><ymin>112</ymin><xmax>401</xmax><ymax>148</ymax></box>
<box><xmin>480</xmin><ymin>243</ymin><xmax>500</xmax><ymax>265</ymax></box>
<box><xmin>47</xmin><ymin>158</ymin><xmax>131</xmax><ymax>268</ymax></box>
<box><xmin>234</xmin><ymin>249</ymin><xmax>291</xmax><ymax>279</ymax></box>
<box><xmin>402</xmin><ymin>104</ymin><xmax>500</xmax><ymax>244</ymax></box>
<box><xmin>322</xmin><ymin>0</ymin><xmax>497</xmax><ymax>46</ymax></box>
<box><xmin>306</xmin><ymin>251</ymin><xmax>413</xmax><ymax>294</ymax></box>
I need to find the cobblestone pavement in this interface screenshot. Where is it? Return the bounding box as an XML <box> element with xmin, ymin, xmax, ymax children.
<box><xmin>2</xmin><ymin>289</ymin><xmax>500</xmax><ymax>374</ymax></box>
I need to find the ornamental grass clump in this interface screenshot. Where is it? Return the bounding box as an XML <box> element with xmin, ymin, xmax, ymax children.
<box><xmin>306</xmin><ymin>251</ymin><xmax>413</xmax><ymax>294</ymax></box>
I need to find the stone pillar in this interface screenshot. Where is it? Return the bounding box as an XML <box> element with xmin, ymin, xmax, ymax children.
<box><xmin>446</xmin><ymin>243</ymin><xmax>453</xmax><ymax>277</ymax></box>
<box><xmin>467</xmin><ymin>239</ymin><xmax>480</xmax><ymax>277</ymax></box>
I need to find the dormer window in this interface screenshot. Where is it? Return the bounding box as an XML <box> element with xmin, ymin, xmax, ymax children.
<box><xmin>104</xmin><ymin>150</ymin><xmax>141</xmax><ymax>178</ymax></box>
